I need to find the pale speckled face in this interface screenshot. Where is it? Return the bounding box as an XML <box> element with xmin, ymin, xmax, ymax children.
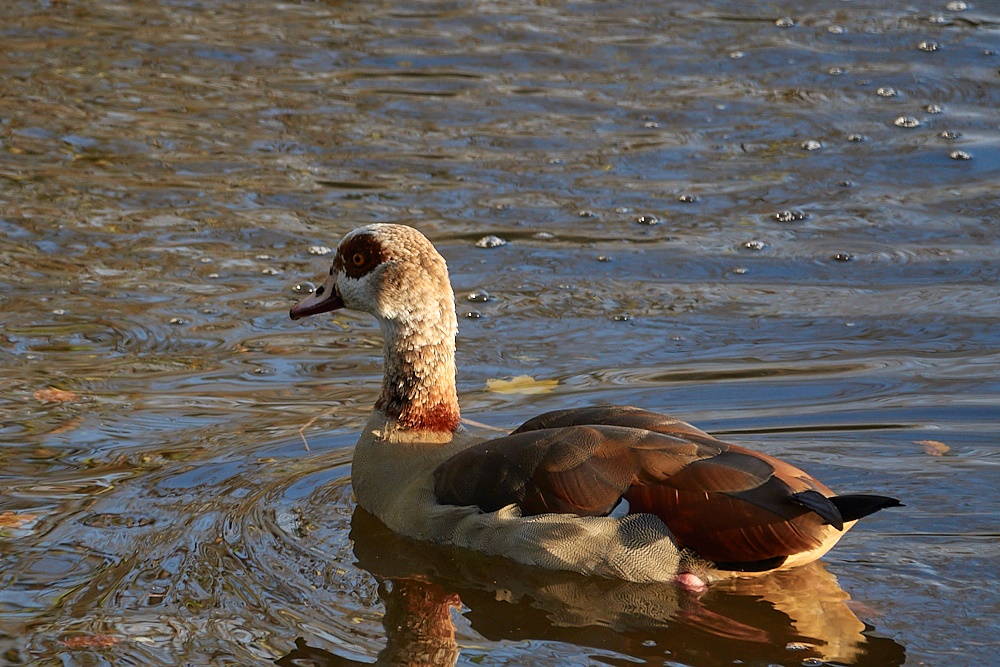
<box><xmin>289</xmin><ymin>224</ymin><xmax>454</xmax><ymax>325</ymax></box>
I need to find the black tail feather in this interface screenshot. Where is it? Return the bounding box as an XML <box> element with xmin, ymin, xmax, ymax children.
<box><xmin>830</xmin><ymin>494</ymin><xmax>903</xmax><ymax>523</ymax></box>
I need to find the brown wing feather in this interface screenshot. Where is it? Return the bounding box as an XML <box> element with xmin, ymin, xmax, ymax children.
<box><xmin>435</xmin><ymin>405</ymin><xmax>853</xmax><ymax>567</ymax></box>
<box><xmin>727</xmin><ymin>444</ymin><xmax>834</xmax><ymax>495</ymax></box>
<box><xmin>434</xmin><ymin>424</ymin><xmax>723</xmax><ymax>517</ymax></box>
<box><xmin>626</xmin><ymin>477</ymin><xmax>827</xmax><ymax>563</ymax></box>
<box><xmin>664</xmin><ymin>450</ymin><xmax>776</xmax><ymax>492</ymax></box>
<box><xmin>512</xmin><ymin>405</ymin><xmax>715</xmax><ymax>440</ymax></box>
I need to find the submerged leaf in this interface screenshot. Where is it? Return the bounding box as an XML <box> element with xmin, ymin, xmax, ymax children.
<box><xmin>0</xmin><ymin>511</ymin><xmax>37</xmax><ymax>528</ymax></box>
<box><xmin>33</xmin><ymin>388</ymin><xmax>82</xmax><ymax>403</ymax></box>
<box><xmin>49</xmin><ymin>416</ymin><xmax>86</xmax><ymax>435</ymax></box>
<box><xmin>60</xmin><ymin>635</ymin><xmax>121</xmax><ymax>649</ymax></box>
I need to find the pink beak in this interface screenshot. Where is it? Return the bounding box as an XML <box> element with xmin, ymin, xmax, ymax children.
<box><xmin>290</xmin><ymin>276</ymin><xmax>344</xmax><ymax>320</ymax></box>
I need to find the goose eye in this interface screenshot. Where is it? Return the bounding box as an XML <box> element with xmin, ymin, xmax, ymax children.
<box><xmin>351</xmin><ymin>252</ymin><xmax>366</xmax><ymax>267</ymax></box>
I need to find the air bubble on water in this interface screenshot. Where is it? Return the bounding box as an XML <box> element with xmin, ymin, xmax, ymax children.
<box><xmin>475</xmin><ymin>235</ymin><xmax>507</xmax><ymax>248</ymax></box>
<box><xmin>774</xmin><ymin>210</ymin><xmax>808</xmax><ymax>222</ymax></box>
<box><xmin>839</xmin><ymin>180</ymin><xmax>854</xmax><ymax>187</ymax></box>
<box><xmin>636</xmin><ymin>215</ymin><xmax>660</xmax><ymax>225</ymax></box>
<box><xmin>876</xmin><ymin>86</ymin><xmax>898</xmax><ymax>97</ymax></box>
<box><xmin>847</xmin><ymin>134</ymin><xmax>865</xmax><ymax>142</ymax></box>
<box><xmin>262</xmin><ymin>267</ymin><xmax>281</xmax><ymax>275</ymax></box>
<box><xmin>578</xmin><ymin>209</ymin><xmax>597</xmax><ymax>218</ymax></box>
<box><xmin>918</xmin><ymin>40</ymin><xmax>939</xmax><ymax>52</ymax></box>
<box><xmin>52</xmin><ymin>309</ymin><xmax>66</xmax><ymax>315</ymax></box>
<box><xmin>534</xmin><ymin>232</ymin><xmax>554</xmax><ymax>239</ymax></box>
<box><xmin>643</xmin><ymin>121</ymin><xmax>660</xmax><ymax>128</ymax></box>
<box><xmin>615</xmin><ymin>207</ymin><xmax>632</xmax><ymax>214</ymax></box>
<box><xmin>894</xmin><ymin>116</ymin><xmax>921</xmax><ymax>128</ymax></box>
<box><xmin>800</xmin><ymin>140</ymin><xmax>822</xmax><ymax>151</ymax></box>
<box><xmin>256</xmin><ymin>254</ymin><xmax>272</xmax><ymax>260</ymax></box>
<box><xmin>742</xmin><ymin>240</ymin><xmax>767</xmax><ymax>251</ymax></box>
<box><xmin>828</xmin><ymin>67</ymin><xmax>845</xmax><ymax>76</ymax></box>
<box><xmin>940</xmin><ymin>130</ymin><xmax>961</xmax><ymax>139</ymax></box>
<box><xmin>199</xmin><ymin>257</ymin><xmax>213</xmax><ymax>263</ymax></box>
<box><xmin>731</xmin><ymin>267</ymin><xmax>747</xmax><ymax>275</ymax></box>
<box><xmin>945</xmin><ymin>1</ymin><xmax>968</xmax><ymax>10</ymax></box>
<box><xmin>169</xmin><ymin>317</ymin><xmax>186</xmax><ymax>325</ymax></box>
<box><xmin>949</xmin><ymin>150</ymin><xmax>972</xmax><ymax>160</ymax></box>
<box><xmin>494</xmin><ymin>203</ymin><xmax>510</xmax><ymax>211</ymax></box>
<box><xmin>929</xmin><ymin>15</ymin><xmax>948</xmax><ymax>24</ymax></box>
<box><xmin>828</xmin><ymin>25</ymin><xmax>845</xmax><ymax>34</ymax></box>
<box><xmin>677</xmin><ymin>194</ymin><xmax>698</xmax><ymax>203</ymax></box>
<box><xmin>208</xmin><ymin>273</ymin><xmax>220</xmax><ymax>279</ymax></box>
<box><xmin>833</xmin><ymin>252</ymin><xmax>853</xmax><ymax>262</ymax></box>
<box><xmin>642</xmin><ymin>640</ymin><xmax>656</xmax><ymax>647</ymax></box>
<box><xmin>467</xmin><ymin>290</ymin><xmax>490</xmax><ymax>303</ymax></box>
<box><xmin>464</xmin><ymin>311</ymin><xmax>482</xmax><ymax>319</ymax></box>
<box><xmin>308</xmin><ymin>245</ymin><xmax>332</xmax><ymax>255</ymax></box>
<box><xmin>775</xmin><ymin>17</ymin><xmax>795</xmax><ymax>28</ymax></box>
<box><xmin>548</xmin><ymin>158</ymin><xmax>564</xmax><ymax>164</ymax></box>
<box><xmin>613</xmin><ymin>314</ymin><xmax>633</xmax><ymax>322</ymax></box>
<box><xmin>729</xmin><ymin>51</ymin><xmax>744</xmax><ymax>59</ymax></box>
<box><xmin>926</xmin><ymin>104</ymin><xmax>943</xmax><ymax>113</ymax></box>
<box><xmin>596</xmin><ymin>255</ymin><xmax>612</xmax><ymax>262</ymax></box>
<box><xmin>293</xmin><ymin>282</ymin><xmax>316</xmax><ymax>295</ymax></box>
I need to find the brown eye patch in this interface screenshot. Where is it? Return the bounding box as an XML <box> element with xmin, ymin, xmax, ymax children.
<box><xmin>337</xmin><ymin>233</ymin><xmax>386</xmax><ymax>279</ymax></box>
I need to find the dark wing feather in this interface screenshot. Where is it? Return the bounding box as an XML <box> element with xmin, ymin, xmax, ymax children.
<box><xmin>793</xmin><ymin>489</ymin><xmax>844</xmax><ymax>530</ymax></box>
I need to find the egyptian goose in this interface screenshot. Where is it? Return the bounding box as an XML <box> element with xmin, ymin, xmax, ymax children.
<box><xmin>289</xmin><ymin>223</ymin><xmax>900</xmax><ymax>587</ymax></box>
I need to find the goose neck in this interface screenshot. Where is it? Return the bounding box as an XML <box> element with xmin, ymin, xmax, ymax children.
<box><xmin>375</xmin><ymin>307</ymin><xmax>460</xmax><ymax>434</ymax></box>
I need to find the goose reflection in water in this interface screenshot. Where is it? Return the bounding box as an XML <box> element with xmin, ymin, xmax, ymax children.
<box><xmin>276</xmin><ymin>579</ymin><xmax>460</xmax><ymax>667</ymax></box>
<box><xmin>275</xmin><ymin>509</ymin><xmax>905</xmax><ymax>667</ymax></box>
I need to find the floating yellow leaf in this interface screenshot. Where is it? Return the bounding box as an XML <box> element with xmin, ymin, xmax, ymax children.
<box><xmin>486</xmin><ymin>375</ymin><xmax>558</xmax><ymax>395</ymax></box>
<box><xmin>916</xmin><ymin>440</ymin><xmax>950</xmax><ymax>456</ymax></box>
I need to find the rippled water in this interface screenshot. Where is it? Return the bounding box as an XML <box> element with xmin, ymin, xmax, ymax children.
<box><xmin>2</xmin><ymin>1</ymin><xmax>998</xmax><ymax>665</ymax></box>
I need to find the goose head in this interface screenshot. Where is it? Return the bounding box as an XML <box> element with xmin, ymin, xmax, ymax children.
<box><xmin>290</xmin><ymin>224</ymin><xmax>460</xmax><ymax>432</ymax></box>
<box><xmin>290</xmin><ymin>223</ymin><xmax>455</xmax><ymax>326</ymax></box>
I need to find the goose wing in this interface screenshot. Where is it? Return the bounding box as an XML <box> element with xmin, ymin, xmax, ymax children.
<box><xmin>434</xmin><ymin>406</ymin><xmax>851</xmax><ymax>569</ymax></box>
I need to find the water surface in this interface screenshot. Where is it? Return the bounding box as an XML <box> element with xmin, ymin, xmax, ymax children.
<box><xmin>1</xmin><ymin>1</ymin><xmax>998</xmax><ymax>665</ymax></box>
